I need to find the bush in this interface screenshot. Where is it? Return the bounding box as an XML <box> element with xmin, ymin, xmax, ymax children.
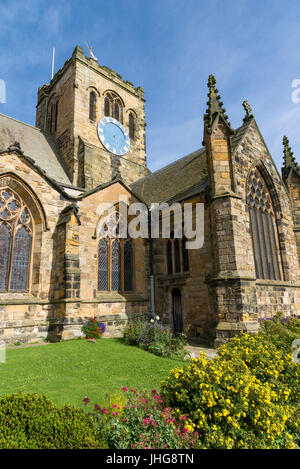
<box><xmin>161</xmin><ymin>334</ymin><xmax>299</xmax><ymax>449</ymax></box>
<box><xmin>85</xmin><ymin>388</ymin><xmax>198</xmax><ymax>449</ymax></box>
<box><xmin>82</xmin><ymin>316</ymin><xmax>106</xmax><ymax>340</ymax></box>
<box><xmin>123</xmin><ymin>315</ymin><xmax>188</xmax><ymax>359</ymax></box>
<box><xmin>259</xmin><ymin>313</ymin><xmax>300</xmax><ymax>354</ymax></box>
<box><xmin>0</xmin><ymin>392</ymin><xmax>105</xmax><ymax>449</ymax></box>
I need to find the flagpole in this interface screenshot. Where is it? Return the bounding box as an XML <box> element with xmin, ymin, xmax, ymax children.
<box><xmin>51</xmin><ymin>47</ymin><xmax>55</xmax><ymax>80</ymax></box>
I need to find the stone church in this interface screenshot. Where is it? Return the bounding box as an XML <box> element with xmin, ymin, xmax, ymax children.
<box><xmin>0</xmin><ymin>45</ymin><xmax>299</xmax><ymax>346</ymax></box>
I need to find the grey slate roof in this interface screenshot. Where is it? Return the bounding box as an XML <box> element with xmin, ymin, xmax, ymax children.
<box><xmin>131</xmin><ymin>148</ymin><xmax>207</xmax><ymax>205</ymax></box>
<box><xmin>131</xmin><ymin>121</ymin><xmax>253</xmax><ymax>205</ymax></box>
<box><xmin>0</xmin><ymin>113</ymin><xmax>71</xmax><ymax>185</ymax></box>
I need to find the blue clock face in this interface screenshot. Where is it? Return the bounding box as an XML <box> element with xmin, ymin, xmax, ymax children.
<box><xmin>97</xmin><ymin>117</ymin><xmax>130</xmax><ymax>156</ymax></box>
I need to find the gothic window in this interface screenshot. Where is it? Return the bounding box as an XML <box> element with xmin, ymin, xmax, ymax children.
<box><xmin>97</xmin><ymin>213</ymin><xmax>134</xmax><ymax>292</ymax></box>
<box><xmin>104</xmin><ymin>96</ymin><xmax>110</xmax><ymax>117</ymax></box>
<box><xmin>114</xmin><ymin>101</ymin><xmax>120</xmax><ymax>122</ymax></box>
<box><xmin>98</xmin><ymin>238</ymin><xmax>108</xmax><ymax>291</ymax></box>
<box><xmin>104</xmin><ymin>92</ymin><xmax>123</xmax><ymax>123</ymax></box>
<box><xmin>166</xmin><ymin>236</ymin><xmax>190</xmax><ymax>275</ymax></box>
<box><xmin>0</xmin><ymin>189</ymin><xmax>33</xmax><ymax>291</ymax></box>
<box><xmin>247</xmin><ymin>167</ymin><xmax>283</xmax><ymax>280</ymax></box>
<box><xmin>48</xmin><ymin>96</ymin><xmax>58</xmax><ymax>133</ymax></box>
<box><xmin>89</xmin><ymin>91</ymin><xmax>97</xmax><ymax>122</ymax></box>
<box><xmin>129</xmin><ymin>113</ymin><xmax>135</xmax><ymax>140</ymax></box>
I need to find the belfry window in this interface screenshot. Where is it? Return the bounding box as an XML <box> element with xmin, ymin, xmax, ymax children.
<box><xmin>247</xmin><ymin>167</ymin><xmax>283</xmax><ymax>280</ymax></box>
<box><xmin>0</xmin><ymin>189</ymin><xmax>33</xmax><ymax>291</ymax></box>
<box><xmin>129</xmin><ymin>113</ymin><xmax>135</xmax><ymax>140</ymax></box>
<box><xmin>89</xmin><ymin>91</ymin><xmax>97</xmax><ymax>122</ymax></box>
<box><xmin>97</xmin><ymin>213</ymin><xmax>134</xmax><ymax>292</ymax></box>
<box><xmin>48</xmin><ymin>96</ymin><xmax>58</xmax><ymax>133</ymax></box>
<box><xmin>103</xmin><ymin>92</ymin><xmax>123</xmax><ymax>123</ymax></box>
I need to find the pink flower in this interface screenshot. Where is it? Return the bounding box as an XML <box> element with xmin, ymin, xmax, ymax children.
<box><xmin>112</xmin><ymin>411</ymin><xmax>119</xmax><ymax>416</ymax></box>
<box><xmin>151</xmin><ymin>390</ymin><xmax>157</xmax><ymax>394</ymax></box>
<box><xmin>122</xmin><ymin>386</ymin><xmax>128</xmax><ymax>392</ymax></box>
<box><xmin>153</xmin><ymin>395</ymin><xmax>160</xmax><ymax>400</ymax></box>
<box><xmin>112</xmin><ymin>404</ymin><xmax>119</xmax><ymax>409</ymax></box>
<box><xmin>180</xmin><ymin>415</ymin><xmax>186</xmax><ymax>420</ymax></box>
<box><xmin>130</xmin><ymin>388</ymin><xmax>137</xmax><ymax>393</ymax></box>
<box><xmin>142</xmin><ymin>418</ymin><xmax>151</xmax><ymax>425</ymax></box>
<box><xmin>83</xmin><ymin>396</ymin><xmax>90</xmax><ymax>405</ymax></box>
<box><xmin>132</xmin><ymin>444</ymin><xmax>136</xmax><ymax>448</ymax></box>
<box><xmin>94</xmin><ymin>404</ymin><xmax>100</xmax><ymax>411</ymax></box>
<box><xmin>100</xmin><ymin>408</ymin><xmax>109</xmax><ymax>414</ymax></box>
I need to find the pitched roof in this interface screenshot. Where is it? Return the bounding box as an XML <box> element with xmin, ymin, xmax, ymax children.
<box><xmin>131</xmin><ymin>120</ymin><xmax>255</xmax><ymax>205</ymax></box>
<box><xmin>131</xmin><ymin>148</ymin><xmax>207</xmax><ymax>205</ymax></box>
<box><xmin>0</xmin><ymin>113</ymin><xmax>71</xmax><ymax>185</ymax></box>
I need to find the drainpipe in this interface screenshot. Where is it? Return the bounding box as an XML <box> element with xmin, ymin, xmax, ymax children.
<box><xmin>149</xmin><ymin>204</ymin><xmax>156</xmax><ymax>319</ymax></box>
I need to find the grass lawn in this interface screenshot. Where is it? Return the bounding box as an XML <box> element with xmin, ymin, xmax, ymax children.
<box><xmin>0</xmin><ymin>338</ymin><xmax>185</xmax><ymax>408</ymax></box>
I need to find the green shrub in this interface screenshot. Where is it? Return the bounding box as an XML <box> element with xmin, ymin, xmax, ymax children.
<box><xmin>0</xmin><ymin>392</ymin><xmax>106</xmax><ymax>449</ymax></box>
<box><xmin>259</xmin><ymin>314</ymin><xmax>300</xmax><ymax>354</ymax></box>
<box><xmin>161</xmin><ymin>334</ymin><xmax>299</xmax><ymax>449</ymax></box>
<box><xmin>123</xmin><ymin>315</ymin><xmax>188</xmax><ymax>359</ymax></box>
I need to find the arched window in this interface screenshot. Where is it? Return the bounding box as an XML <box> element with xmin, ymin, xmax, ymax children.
<box><xmin>247</xmin><ymin>167</ymin><xmax>283</xmax><ymax>280</ymax></box>
<box><xmin>97</xmin><ymin>212</ymin><xmax>134</xmax><ymax>292</ymax></box>
<box><xmin>114</xmin><ymin>101</ymin><xmax>120</xmax><ymax>122</ymax></box>
<box><xmin>104</xmin><ymin>95</ymin><xmax>111</xmax><ymax>117</ymax></box>
<box><xmin>104</xmin><ymin>92</ymin><xmax>123</xmax><ymax>123</ymax></box>
<box><xmin>48</xmin><ymin>96</ymin><xmax>58</xmax><ymax>133</ymax></box>
<box><xmin>129</xmin><ymin>113</ymin><xmax>135</xmax><ymax>140</ymax></box>
<box><xmin>0</xmin><ymin>189</ymin><xmax>33</xmax><ymax>291</ymax></box>
<box><xmin>89</xmin><ymin>91</ymin><xmax>97</xmax><ymax>122</ymax></box>
<box><xmin>98</xmin><ymin>238</ymin><xmax>108</xmax><ymax>291</ymax></box>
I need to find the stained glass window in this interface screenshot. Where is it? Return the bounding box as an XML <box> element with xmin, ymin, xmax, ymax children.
<box><xmin>98</xmin><ymin>238</ymin><xmax>108</xmax><ymax>291</ymax></box>
<box><xmin>10</xmin><ymin>226</ymin><xmax>31</xmax><ymax>291</ymax></box>
<box><xmin>97</xmin><ymin>212</ymin><xmax>135</xmax><ymax>292</ymax></box>
<box><xmin>0</xmin><ymin>224</ymin><xmax>11</xmax><ymax>290</ymax></box>
<box><xmin>0</xmin><ymin>188</ymin><xmax>33</xmax><ymax>291</ymax></box>
<box><xmin>111</xmin><ymin>240</ymin><xmax>121</xmax><ymax>291</ymax></box>
<box><xmin>247</xmin><ymin>167</ymin><xmax>283</xmax><ymax>280</ymax></box>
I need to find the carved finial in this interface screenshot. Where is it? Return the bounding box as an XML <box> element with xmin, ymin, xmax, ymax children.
<box><xmin>242</xmin><ymin>100</ymin><xmax>254</xmax><ymax>123</ymax></box>
<box><xmin>282</xmin><ymin>135</ymin><xmax>300</xmax><ymax>179</ymax></box>
<box><xmin>204</xmin><ymin>75</ymin><xmax>234</xmax><ymax>135</ymax></box>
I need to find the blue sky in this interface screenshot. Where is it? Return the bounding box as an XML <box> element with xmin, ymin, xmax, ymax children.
<box><xmin>1</xmin><ymin>0</ymin><xmax>300</xmax><ymax>173</ymax></box>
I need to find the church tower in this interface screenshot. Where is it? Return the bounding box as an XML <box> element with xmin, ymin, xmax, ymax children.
<box><xmin>35</xmin><ymin>45</ymin><xmax>148</xmax><ymax>188</ymax></box>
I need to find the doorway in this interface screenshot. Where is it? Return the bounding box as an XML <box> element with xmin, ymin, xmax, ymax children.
<box><xmin>172</xmin><ymin>288</ymin><xmax>183</xmax><ymax>335</ymax></box>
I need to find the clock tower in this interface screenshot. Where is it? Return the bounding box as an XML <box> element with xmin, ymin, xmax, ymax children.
<box><xmin>35</xmin><ymin>45</ymin><xmax>149</xmax><ymax>189</ymax></box>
